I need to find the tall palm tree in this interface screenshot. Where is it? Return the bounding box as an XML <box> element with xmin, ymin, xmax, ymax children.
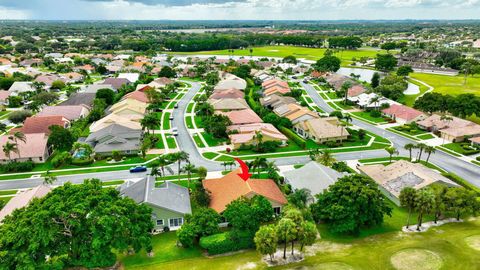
<box><xmin>342</xmin><ymin>115</ymin><xmax>353</xmax><ymax>125</ymax></box>
<box><xmin>416</xmin><ymin>143</ymin><xmax>427</xmax><ymax>161</ymax></box>
<box><xmin>424</xmin><ymin>146</ymin><xmax>436</xmax><ymax>164</ymax></box>
<box><xmin>370</xmin><ymin>96</ymin><xmax>380</xmax><ymax>110</ymax></box>
<box><xmin>399</xmin><ymin>187</ymin><xmax>417</xmax><ymax>229</ymax></box>
<box><xmin>440</xmin><ymin>114</ymin><xmax>453</xmax><ymax>144</ymax></box>
<box><xmin>385</xmin><ymin>146</ymin><xmax>399</xmax><ymax>163</ymax></box>
<box><xmin>253</xmin><ymin>131</ymin><xmax>264</xmax><ymax>151</ymax></box>
<box><xmin>141</xmin><ymin>113</ymin><xmax>158</xmax><ymax>135</ymax></box>
<box><xmin>10</xmin><ymin>131</ymin><xmax>26</xmax><ymax>159</ymax></box>
<box><xmin>222</xmin><ymin>161</ymin><xmax>228</xmax><ymax>172</ymax></box>
<box><xmin>404</xmin><ymin>143</ymin><xmax>415</xmax><ymax>162</ymax></box>
<box><xmin>2</xmin><ymin>141</ymin><xmax>17</xmax><ymax>161</ymax></box>
<box><xmin>43</xmin><ymin>170</ymin><xmax>57</xmax><ymax>185</ymax></box>
<box><xmin>181</xmin><ymin>163</ymin><xmax>197</xmax><ymax>189</ymax></box>
<box><xmin>251</xmin><ymin>157</ymin><xmax>267</xmax><ymax>178</ymax></box>
<box><xmin>317</xmin><ymin>150</ymin><xmax>336</xmax><ymax>167</ymax></box>
<box><xmin>415</xmin><ymin>188</ymin><xmax>435</xmax><ymax>231</ymax></box>
<box><xmin>156</xmin><ymin>155</ymin><xmax>173</xmax><ymax>177</ymax></box>
<box><xmin>171</xmin><ymin>151</ymin><xmax>189</xmax><ymax>181</ymax></box>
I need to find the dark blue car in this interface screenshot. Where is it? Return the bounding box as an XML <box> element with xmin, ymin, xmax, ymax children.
<box><xmin>129</xmin><ymin>165</ymin><xmax>147</xmax><ymax>173</ymax></box>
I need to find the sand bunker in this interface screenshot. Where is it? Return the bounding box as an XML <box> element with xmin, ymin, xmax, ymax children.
<box><xmin>390</xmin><ymin>248</ymin><xmax>442</xmax><ymax>270</ymax></box>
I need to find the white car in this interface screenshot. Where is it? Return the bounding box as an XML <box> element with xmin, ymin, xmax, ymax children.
<box><xmin>172</xmin><ymin>127</ymin><xmax>178</xmax><ymax>136</ymax></box>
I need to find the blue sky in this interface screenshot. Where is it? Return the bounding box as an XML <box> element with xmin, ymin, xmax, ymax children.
<box><xmin>0</xmin><ymin>0</ymin><xmax>479</xmax><ymax>20</ymax></box>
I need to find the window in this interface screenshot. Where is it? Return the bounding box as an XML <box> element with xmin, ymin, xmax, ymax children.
<box><xmin>169</xmin><ymin>218</ymin><xmax>184</xmax><ymax>227</ymax></box>
<box><xmin>273</xmin><ymin>207</ymin><xmax>281</xmax><ymax>215</ymax></box>
<box><xmin>156</xmin><ymin>219</ymin><xmax>164</xmax><ymax>226</ymax></box>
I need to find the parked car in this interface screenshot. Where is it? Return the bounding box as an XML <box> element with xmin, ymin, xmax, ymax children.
<box><xmin>169</xmin><ymin>115</ymin><xmax>174</xmax><ymax>120</ymax></box>
<box><xmin>174</xmin><ymin>103</ymin><xmax>179</xmax><ymax>109</ymax></box>
<box><xmin>129</xmin><ymin>165</ymin><xmax>147</xmax><ymax>173</ymax></box>
<box><xmin>172</xmin><ymin>127</ymin><xmax>178</xmax><ymax>136</ymax></box>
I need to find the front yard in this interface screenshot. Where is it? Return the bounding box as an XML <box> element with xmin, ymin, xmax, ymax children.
<box><xmin>442</xmin><ymin>142</ymin><xmax>480</xmax><ymax>156</ymax></box>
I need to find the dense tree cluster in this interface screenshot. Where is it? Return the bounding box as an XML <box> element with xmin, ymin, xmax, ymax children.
<box><xmin>414</xmin><ymin>92</ymin><xmax>480</xmax><ymax>118</ymax></box>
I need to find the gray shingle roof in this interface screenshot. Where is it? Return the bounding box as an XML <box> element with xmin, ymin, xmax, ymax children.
<box><xmin>118</xmin><ymin>177</ymin><xmax>192</xmax><ymax>215</ymax></box>
<box><xmin>85</xmin><ymin>124</ymin><xmax>141</xmax><ymax>153</ymax></box>
<box><xmin>60</xmin><ymin>93</ymin><xmax>96</xmax><ymax>107</ymax></box>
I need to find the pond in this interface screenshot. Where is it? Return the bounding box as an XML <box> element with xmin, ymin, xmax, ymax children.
<box><xmin>337</xmin><ymin>67</ymin><xmax>419</xmax><ymax>95</ymax></box>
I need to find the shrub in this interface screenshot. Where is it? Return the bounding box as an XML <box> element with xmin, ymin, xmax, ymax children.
<box><xmin>199</xmin><ymin>231</ymin><xmax>254</xmax><ymax>255</ymax></box>
<box><xmin>279</xmin><ymin>127</ymin><xmax>306</xmax><ymax>149</ymax></box>
<box><xmin>369</xmin><ymin>110</ymin><xmax>381</xmax><ymax>118</ymax></box>
<box><xmin>51</xmin><ymin>151</ymin><xmax>72</xmax><ymax>168</ymax></box>
<box><xmin>71</xmin><ymin>158</ymin><xmax>94</xmax><ymax>166</ymax></box>
<box><xmin>8</xmin><ymin>110</ymin><xmax>32</xmax><ymax>124</ymax></box>
<box><xmin>0</xmin><ymin>161</ymin><xmax>35</xmax><ymax>173</ymax></box>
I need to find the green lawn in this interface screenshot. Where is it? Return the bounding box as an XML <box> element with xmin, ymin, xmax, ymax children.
<box><xmin>410</xmin><ymin>73</ymin><xmax>480</xmax><ymax>96</ymax></box>
<box><xmin>202</xmin><ymin>152</ymin><xmax>219</xmax><ymax>159</ymax></box>
<box><xmin>442</xmin><ymin>142</ymin><xmax>480</xmax><ymax>156</ymax></box>
<box><xmin>154</xmin><ymin>135</ymin><xmax>165</xmax><ymax>149</ymax></box>
<box><xmin>400</xmin><ymin>79</ymin><xmax>430</xmax><ymax>106</ymax></box>
<box><xmin>194</xmin><ymin>116</ymin><xmax>204</xmax><ymax>128</ymax></box>
<box><xmin>167</xmin><ymin>101</ymin><xmax>177</xmax><ymax>110</ymax></box>
<box><xmin>192</xmin><ymin>134</ymin><xmax>205</xmax><ymax>148</ymax></box>
<box><xmin>351</xmin><ymin>111</ymin><xmax>388</xmax><ymax>124</ymax></box>
<box><xmin>326</xmin><ymin>91</ymin><xmax>338</xmax><ymax>99</ymax></box>
<box><xmin>162</xmin><ymin>112</ymin><xmax>171</xmax><ymax>130</ymax></box>
<box><xmin>170</xmin><ymin>45</ymin><xmax>391</xmax><ymax>65</ymax></box>
<box><xmin>185</xmin><ymin>117</ymin><xmax>194</xmax><ymax>129</ymax></box>
<box><xmin>186</xmin><ymin>103</ymin><xmax>194</xmax><ymax>113</ymax></box>
<box><xmin>331</xmin><ymin>101</ymin><xmax>353</xmax><ymax>110</ymax></box>
<box><xmin>165</xmin><ymin>135</ymin><xmax>177</xmax><ymax>149</ymax></box>
<box><xmin>224</xmin><ymin>140</ymin><xmax>303</xmax><ymax>156</ymax></box>
<box><xmin>201</xmin><ymin>132</ymin><xmax>226</xmax><ymax>147</ymax></box>
<box><xmin>417</xmin><ymin>133</ymin><xmax>435</xmax><ymax>140</ymax></box>
<box><xmin>0</xmin><ymin>189</ymin><xmax>17</xmax><ymax>196</ymax></box>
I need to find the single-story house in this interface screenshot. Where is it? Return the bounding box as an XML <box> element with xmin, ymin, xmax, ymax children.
<box><xmin>218</xmin><ymin>109</ymin><xmax>262</xmax><ymax>125</ymax></box>
<box><xmin>260</xmin><ymin>95</ymin><xmax>297</xmax><ymax>110</ymax></box>
<box><xmin>382</xmin><ymin>104</ymin><xmax>426</xmax><ymax>124</ymax></box>
<box><xmin>36</xmin><ymin>105</ymin><xmax>90</xmax><ymax>121</ymax></box>
<box><xmin>262</xmin><ymin>79</ymin><xmax>290</xmax><ymax>96</ymax></box>
<box><xmin>358</xmin><ymin>160</ymin><xmax>459</xmax><ymax>205</ymax></box>
<box><xmin>62</xmin><ymin>72</ymin><xmax>84</xmax><ymax>83</ymax></box>
<box><xmin>417</xmin><ymin>114</ymin><xmax>480</xmax><ymax>142</ymax></box>
<box><xmin>294</xmin><ymin>117</ymin><xmax>349</xmax><ymax>144</ymax></box>
<box><xmin>207</xmin><ymin>98</ymin><xmax>250</xmax><ymax>111</ymax></box>
<box><xmin>203</xmin><ymin>169</ymin><xmax>287</xmax><ymax>214</ymax></box>
<box><xmin>0</xmin><ymin>185</ymin><xmax>51</xmax><ymax>223</ymax></box>
<box><xmin>59</xmin><ymin>93</ymin><xmax>96</xmax><ymax>107</ymax></box>
<box><xmin>34</xmin><ymin>74</ymin><xmax>65</xmax><ymax>87</ymax></box>
<box><xmin>8</xmin><ymin>82</ymin><xmax>35</xmax><ymax>94</ymax></box>
<box><xmin>109</xmin><ymin>98</ymin><xmax>147</xmax><ymax>119</ymax></box>
<box><xmin>0</xmin><ymin>90</ymin><xmax>11</xmax><ymax>105</ymax></box>
<box><xmin>118</xmin><ymin>73</ymin><xmax>140</xmax><ymax>83</ymax></box>
<box><xmin>348</xmin><ymin>92</ymin><xmax>396</xmax><ymax>109</ymax></box>
<box><xmin>214</xmin><ymin>73</ymin><xmax>247</xmax><ymax>91</ymax></box>
<box><xmin>347</xmin><ymin>85</ymin><xmax>367</xmax><ymax>98</ymax></box>
<box><xmin>15</xmin><ymin>115</ymin><xmax>70</xmax><ymax>135</ymax></box>
<box><xmin>148</xmin><ymin>77</ymin><xmax>174</xmax><ymax>88</ymax></box>
<box><xmin>227</xmin><ymin>123</ymin><xmax>288</xmax><ymax>149</ymax></box>
<box><xmin>209</xmin><ymin>88</ymin><xmax>244</xmax><ymax>100</ymax></box>
<box><xmin>102</xmin><ymin>77</ymin><xmax>131</xmax><ymax>90</ymax></box>
<box><xmin>283</xmin><ymin>161</ymin><xmax>347</xmax><ymax>203</ymax></box>
<box><xmin>90</xmin><ymin>113</ymin><xmax>142</xmax><ymax>133</ymax></box>
<box><xmin>273</xmin><ymin>103</ymin><xmax>318</xmax><ymax>124</ymax></box>
<box><xmin>324</xmin><ymin>73</ymin><xmax>354</xmax><ymax>90</ymax></box>
<box><xmin>82</xmin><ymin>84</ymin><xmax>116</xmax><ymax>94</ymax></box>
<box><xmin>118</xmin><ymin>177</ymin><xmax>192</xmax><ymax>232</ymax></box>
<box><xmin>0</xmin><ymin>133</ymin><xmax>51</xmax><ymax>164</ymax></box>
<box><xmin>469</xmin><ymin>136</ymin><xmax>480</xmax><ymax>146</ymax></box>
<box><xmin>85</xmin><ymin>124</ymin><xmax>141</xmax><ymax>156</ymax></box>
<box><xmin>122</xmin><ymin>90</ymin><xmax>149</xmax><ymax>104</ymax></box>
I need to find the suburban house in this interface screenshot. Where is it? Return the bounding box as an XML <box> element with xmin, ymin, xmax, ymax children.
<box><xmin>227</xmin><ymin>123</ymin><xmax>288</xmax><ymax>149</ymax></box>
<box><xmin>118</xmin><ymin>73</ymin><xmax>139</xmax><ymax>83</ymax></box>
<box><xmin>15</xmin><ymin>115</ymin><xmax>70</xmax><ymax>135</ymax></box>
<box><xmin>0</xmin><ymin>90</ymin><xmax>10</xmax><ymax>105</ymax></box>
<box><xmin>214</xmin><ymin>73</ymin><xmax>247</xmax><ymax>91</ymax></box>
<box><xmin>262</xmin><ymin>79</ymin><xmax>290</xmax><ymax>96</ymax></box>
<box><xmin>109</xmin><ymin>98</ymin><xmax>148</xmax><ymax>120</ymax></box>
<box><xmin>324</xmin><ymin>73</ymin><xmax>353</xmax><ymax>90</ymax></box>
<box><xmin>358</xmin><ymin>160</ymin><xmax>459</xmax><ymax>205</ymax></box>
<box><xmin>417</xmin><ymin>114</ymin><xmax>480</xmax><ymax>142</ymax></box>
<box><xmin>8</xmin><ymin>81</ymin><xmax>35</xmax><ymax>94</ymax></box>
<box><xmin>382</xmin><ymin>104</ymin><xmax>426</xmax><ymax>124</ymax></box>
<box><xmin>59</xmin><ymin>92</ymin><xmax>96</xmax><ymax>107</ymax></box>
<box><xmin>294</xmin><ymin>117</ymin><xmax>350</xmax><ymax>144</ymax></box>
<box><xmin>0</xmin><ymin>185</ymin><xmax>51</xmax><ymax>223</ymax></box>
<box><xmin>82</xmin><ymin>84</ymin><xmax>116</xmax><ymax>94</ymax></box>
<box><xmin>90</xmin><ymin>113</ymin><xmax>142</xmax><ymax>132</ymax></box>
<box><xmin>348</xmin><ymin>92</ymin><xmax>396</xmax><ymax>109</ymax></box>
<box><xmin>36</xmin><ymin>105</ymin><xmax>90</xmax><ymax>121</ymax></box>
<box><xmin>209</xmin><ymin>88</ymin><xmax>244</xmax><ymax>100</ymax></box>
<box><xmin>85</xmin><ymin>124</ymin><xmax>141</xmax><ymax>156</ymax></box>
<box><xmin>203</xmin><ymin>169</ymin><xmax>287</xmax><ymax>214</ymax></box>
<box><xmin>218</xmin><ymin>109</ymin><xmax>262</xmax><ymax>125</ymax></box>
<box><xmin>0</xmin><ymin>133</ymin><xmax>51</xmax><ymax>164</ymax></box>
<box><xmin>118</xmin><ymin>177</ymin><xmax>192</xmax><ymax>232</ymax></box>
<box><xmin>148</xmin><ymin>77</ymin><xmax>174</xmax><ymax>88</ymax></box>
<box><xmin>62</xmin><ymin>72</ymin><xmax>84</xmax><ymax>83</ymax></box>
<box><xmin>283</xmin><ymin>161</ymin><xmax>347</xmax><ymax>204</ymax></box>
<box><xmin>252</xmin><ymin>70</ymin><xmax>273</xmax><ymax>82</ymax></box>
<box><xmin>34</xmin><ymin>74</ymin><xmax>65</xmax><ymax>87</ymax></box>
<box><xmin>347</xmin><ymin>85</ymin><xmax>367</xmax><ymax>98</ymax></box>
<box><xmin>102</xmin><ymin>77</ymin><xmax>131</xmax><ymax>90</ymax></box>
<box><xmin>122</xmin><ymin>90</ymin><xmax>149</xmax><ymax>104</ymax></box>
<box><xmin>260</xmin><ymin>95</ymin><xmax>297</xmax><ymax>110</ymax></box>
<box><xmin>273</xmin><ymin>103</ymin><xmax>318</xmax><ymax>124</ymax></box>
<box><xmin>207</xmin><ymin>98</ymin><xmax>250</xmax><ymax>111</ymax></box>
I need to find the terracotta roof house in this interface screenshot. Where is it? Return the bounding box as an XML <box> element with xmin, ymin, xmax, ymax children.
<box><xmin>274</xmin><ymin>103</ymin><xmax>318</xmax><ymax>124</ymax></box>
<box><xmin>294</xmin><ymin>117</ymin><xmax>350</xmax><ymax>144</ymax></box>
<box><xmin>262</xmin><ymin>79</ymin><xmax>289</xmax><ymax>89</ymax></box>
<box><xmin>118</xmin><ymin>177</ymin><xmax>191</xmax><ymax>231</ymax></box>
<box><xmin>74</xmin><ymin>64</ymin><xmax>95</xmax><ymax>73</ymax></box>
<box><xmin>382</xmin><ymin>104</ymin><xmax>426</xmax><ymax>124</ymax></box>
<box><xmin>264</xmin><ymin>85</ymin><xmax>291</xmax><ymax>96</ymax></box>
<box><xmin>325</xmin><ymin>73</ymin><xmax>353</xmax><ymax>90</ymax></box>
<box><xmin>417</xmin><ymin>114</ymin><xmax>480</xmax><ymax>142</ymax></box>
<box><xmin>209</xmin><ymin>88</ymin><xmax>244</xmax><ymax>99</ymax></box>
<box><xmin>37</xmin><ymin>105</ymin><xmax>90</xmax><ymax>121</ymax></box>
<box><xmin>90</xmin><ymin>114</ymin><xmax>142</xmax><ymax>133</ymax></box>
<box><xmin>227</xmin><ymin>123</ymin><xmax>288</xmax><ymax>149</ymax></box>
<box><xmin>35</xmin><ymin>74</ymin><xmax>65</xmax><ymax>87</ymax></box>
<box><xmin>284</xmin><ymin>161</ymin><xmax>348</xmax><ymax>203</ymax></box>
<box><xmin>59</xmin><ymin>93</ymin><xmax>96</xmax><ymax>107</ymax></box>
<box><xmin>148</xmin><ymin>77</ymin><xmax>174</xmax><ymax>88</ymax></box>
<box><xmin>0</xmin><ymin>90</ymin><xmax>10</xmax><ymax>105</ymax></box>
<box><xmin>122</xmin><ymin>90</ymin><xmax>149</xmax><ymax>104</ymax></box>
<box><xmin>347</xmin><ymin>85</ymin><xmax>367</xmax><ymax>97</ymax></box>
<box><xmin>103</xmin><ymin>77</ymin><xmax>131</xmax><ymax>90</ymax></box>
<box><xmin>86</xmin><ymin>124</ymin><xmax>142</xmax><ymax>156</ymax></box>
<box><xmin>17</xmin><ymin>116</ymin><xmax>70</xmax><ymax>135</ymax></box>
<box><xmin>218</xmin><ymin>109</ymin><xmax>262</xmax><ymax>125</ymax></box>
<box><xmin>82</xmin><ymin>84</ymin><xmax>116</xmax><ymax>94</ymax></box>
<box><xmin>8</xmin><ymin>82</ymin><xmax>35</xmax><ymax>94</ymax></box>
<box><xmin>109</xmin><ymin>98</ymin><xmax>148</xmax><ymax>119</ymax></box>
<box><xmin>207</xmin><ymin>98</ymin><xmax>250</xmax><ymax>111</ymax></box>
<box><xmin>0</xmin><ymin>133</ymin><xmax>50</xmax><ymax>164</ymax></box>
<box><xmin>203</xmin><ymin>169</ymin><xmax>287</xmax><ymax>213</ymax></box>
<box><xmin>358</xmin><ymin>160</ymin><xmax>459</xmax><ymax>205</ymax></box>
<box><xmin>0</xmin><ymin>185</ymin><xmax>51</xmax><ymax>222</ymax></box>
<box><xmin>214</xmin><ymin>73</ymin><xmax>247</xmax><ymax>91</ymax></box>
<box><xmin>62</xmin><ymin>72</ymin><xmax>84</xmax><ymax>83</ymax></box>
<box><xmin>439</xmin><ymin>125</ymin><xmax>480</xmax><ymax>143</ymax></box>
<box><xmin>260</xmin><ymin>95</ymin><xmax>297</xmax><ymax>110</ymax></box>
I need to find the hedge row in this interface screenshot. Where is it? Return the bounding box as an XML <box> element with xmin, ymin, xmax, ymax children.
<box><xmin>0</xmin><ymin>161</ymin><xmax>35</xmax><ymax>173</ymax></box>
<box><xmin>279</xmin><ymin>126</ymin><xmax>306</xmax><ymax>149</ymax></box>
<box><xmin>441</xmin><ymin>172</ymin><xmax>480</xmax><ymax>193</ymax></box>
<box><xmin>199</xmin><ymin>231</ymin><xmax>254</xmax><ymax>255</ymax></box>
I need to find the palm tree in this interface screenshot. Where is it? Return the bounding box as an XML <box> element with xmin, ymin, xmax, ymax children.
<box><xmin>181</xmin><ymin>163</ymin><xmax>197</xmax><ymax>189</ymax></box>
<box><xmin>251</xmin><ymin>157</ymin><xmax>267</xmax><ymax>178</ymax></box>
<box><xmin>156</xmin><ymin>155</ymin><xmax>174</xmax><ymax>177</ymax></box>
<box><xmin>404</xmin><ymin>143</ymin><xmax>415</xmax><ymax>162</ymax></box>
<box><xmin>399</xmin><ymin>187</ymin><xmax>417</xmax><ymax>229</ymax></box>
<box><xmin>424</xmin><ymin>146</ymin><xmax>436</xmax><ymax>164</ymax></box>
<box><xmin>227</xmin><ymin>161</ymin><xmax>235</xmax><ymax>170</ymax></box>
<box><xmin>141</xmin><ymin>113</ymin><xmax>158</xmax><ymax>135</ymax></box>
<box><xmin>43</xmin><ymin>170</ymin><xmax>57</xmax><ymax>185</ymax></box>
<box><xmin>416</xmin><ymin>143</ymin><xmax>427</xmax><ymax>161</ymax></box>
<box><xmin>171</xmin><ymin>151</ymin><xmax>189</xmax><ymax>181</ymax></box>
<box><xmin>10</xmin><ymin>131</ymin><xmax>26</xmax><ymax>159</ymax></box>
<box><xmin>222</xmin><ymin>161</ymin><xmax>228</xmax><ymax>172</ymax></box>
<box><xmin>317</xmin><ymin>150</ymin><xmax>336</xmax><ymax>167</ymax></box>
<box><xmin>342</xmin><ymin>115</ymin><xmax>353</xmax><ymax>124</ymax></box>
<box><xmin>2</xmin><ymin>141</ymin><xmax>18</xmax><ymax>161</ymax></box>
<box><xmin>370</xmin><ymin>96</ymin><xmax>380</xmax><ymax>110</ymax></box>
<box><xmin>385</xmin><ymin>146</ymin><xmax>399</xmax><ymax>163</ymax></box>
<box><xmin>415</xmin><ymin>188</ymin><xmax>435</xmax><ymax>231</ymax></box>
<box><xmin>336</xmin><ymin>123</ymin><xmax>348</xmax><ymax>143</ymax></box>
<box><xmin>440</xmin><ymin>115</ymin><xmax>453</xmax><ymax>144</ymax></box>
<box><xmin>253</xmin><ymin>131</ymin><xmax>264</xmax><ymax>152</ymax></box>
<box><xmin>0</xmin><ymin>123</ymin><xmax>7</xmax><ymax>134</ymax></box>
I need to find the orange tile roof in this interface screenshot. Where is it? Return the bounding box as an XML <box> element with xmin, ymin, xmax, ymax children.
<box><xmin>203</xmin><ymin>169</ymin><xmax>287</xmax><ymax>213</ymax></box>
<box><xmin>347</xmin><ymin>85</ymin><xmax>366</xmax><ymax>97</ymax></box>
<box><xmin>382</xmin><ymin>104</ymin><xmax>424</xmax><ymax>122</ymax></box>
<box><xmin>218</xmin><ymin>109</ymin><xmax>262</xmax><ymax>125</ymax></box>
<box><xmin>0</xmin><ymin>133</ymin><xmax>48</xmax><ymax>161</ymax></box>
<box><xmin>210</xmin><ymin>88</ymin><xmax>244</xmax><ymax>99</ymax></box>
<box><xmin>123</xmin><ymin>90</ymin><xmax>149</xmax><ymax>103</ymax></box>
<box><xmin>17</xmin><ymin>116</ymin><xmax>69</xmax><ymax>134</ymax></box>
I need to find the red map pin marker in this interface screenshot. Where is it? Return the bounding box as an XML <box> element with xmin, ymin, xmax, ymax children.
<box><xmin>234</xmin><ymin>158</ymin><xmax>252</xmax><ymax>181</ymax></box>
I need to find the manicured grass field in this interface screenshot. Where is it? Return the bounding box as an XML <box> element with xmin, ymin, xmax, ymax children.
<box><xmin>201</xmin><ymin>132</ymin><xmax>226</xmax><ymax>147</ymax></box>
<box><xmin>401</xmin><ymin>79</ymin><xmax>430</xmax><ymax>106</ymax></box>
<box><xmin>165</xmin><ymin>135</ymin><xmax>177</xmax><ymax>149</ymax></box>
<box><xmin>442</xmin><ymin>142</ymin><xmax>480</xmax><ymax>156</ymax></box>
<box><xmin>202</xmin><ymin>152</ymin><xmax>219</xmax><ymax>159</ymax></box>
<box><xmin>185</xmin><ymin>117</ymin><xmax>194</xmax><ymax>129</ymax></box>
<box><xmin>326</xmin><ymin>91</ymin><xmax>339</xmax><ymax>99</ymax></box>
<box><xmin>171</xmin><ymin>45</ymin><xmax>391</xmax><ymax>65</ymax></box>
<box><xmin>194</xmin><ymin>116</ymin><xmax>203</xmax><ymax>128</ymax></box>
<box><xmin>154</xmin><ymin>135</ymin><xmax>165</xmax><ymax>149</ymax></box>
<box><xmin>331</xmin><ymin>101</ymin><xmax>353</xmax><ymax>110</ymax></box>
<box><xmin>192</xmin><ymin>133</ymin><xmax>205</xmax><ymax>148</ymax></box>
<box><xmin>186</xmin><ymin>103</ymin><xmax>194</xmax><ymax>113</ymax></box>
<box><xmin>417</xmin><ymin>133</ymin><xmax>435</xmax><ymax>140</ymax></box>
<box><xmin>410</xmin><ymin>73</ymin><xmax>480</xmax><ymax>96</ymax></box>
<box><xmin>162</xmin><ymin>112</ymin><xmax>171</xmax><ymax>130</ymax></box>
<box><xmin>351</xmin><ymin>111</ymin><xmax>388</xmax><ymax>124</ymax></box>
<box><xmin>0</xmin><ymin>189</ymin><xmax>17</xmax><ymax>196</ymax></box>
